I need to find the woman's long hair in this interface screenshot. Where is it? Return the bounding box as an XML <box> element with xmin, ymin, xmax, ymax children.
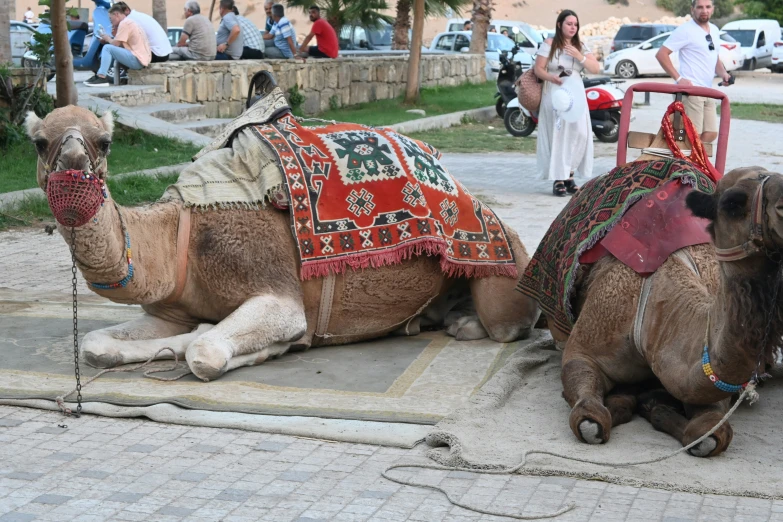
<box><xmin>548</xmin><ymin>10</ymin><xmax>582</xmax><ymax>63</ymax></box>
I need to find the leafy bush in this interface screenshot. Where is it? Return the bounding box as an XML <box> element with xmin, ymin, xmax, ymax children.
<box><xmin>0</xmin><ymin>64</ymin><xmax>55</xmax><ymax>148</ymax></box>
<box><xmin>287</xmin><ymin>84</ymin><xmax>306</xmax><ymax>114</ymax></box>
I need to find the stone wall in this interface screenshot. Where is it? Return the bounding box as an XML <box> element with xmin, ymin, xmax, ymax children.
<box><xmin>128</xmin><ymin>55</ymin><xmax>486</xmax><ymax>118</ymax></box>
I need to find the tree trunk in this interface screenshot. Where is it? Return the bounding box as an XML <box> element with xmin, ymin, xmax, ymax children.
<box><xmin>0</xmin><ymin>0</ymin><xmax>12</xmax><ymax>65</ymax></box>
<box><xmin>469</xmin><ymin>0</ymin><xmax>492</xmax><ymax>54</ymax></box>
<box><xmin>392</xmin><ymin>0</ymin><xmax>411</xmax><ymax>51</ymax></box>
<box><xmin>208</xmin><ymin>0</ymin><xmax>217</xmax><ymax>21</ymax></box>
<box><xmin>404</xmin><ymin>0</ymin><xmax>424</xmax><ymax>103</ymax></box>
<box><xmin>52</xmin><ymin>0</ymin><xmax>77</xmax><ymax>107</ymax></box>
<box><xmin>152</xmin><ymin>0</ymin><xmax>167</xmax><ymax>32</ymax></box>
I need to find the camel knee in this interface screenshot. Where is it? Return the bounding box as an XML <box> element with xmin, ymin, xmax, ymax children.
<box><xmin>186</xmin><ymin>337</ymin><xmax>234</xmax><ymax>382</ymax></box>
<box><xmin>81</xmin><ymin>331</ymin><xmax>123</xmax><ymax>368</ymax></box>
<box><xmin>569</xmin><ymin>398</ymin><xmax>612</xmax><ymax>444</ymax></box>
<box><xmin>446</xmin><ymin>315</ymin><xmax>488</xmax><ymax>340</ymax></box>
<box><xmin>683</xmin><ymin>414</ymin><xmax>733</xmax><ymax>457</ymax></box>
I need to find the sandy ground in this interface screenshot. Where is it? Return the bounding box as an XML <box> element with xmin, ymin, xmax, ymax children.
<box><xmin>15</xmin><ymin>0</ymin><xmax>675</xmax><ymax>45</ymax></box>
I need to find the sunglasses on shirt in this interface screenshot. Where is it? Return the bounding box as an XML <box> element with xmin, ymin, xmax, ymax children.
<box><xmin>706</xmin><ymin>34</ymin><xmax>715</xmax><ymax>51</ymax></box>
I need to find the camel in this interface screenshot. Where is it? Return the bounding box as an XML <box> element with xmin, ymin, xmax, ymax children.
<box><xmin>545</xmin><ymin>125</ymin><xmax>783</xmax><ymax>457</ymax></box>
<box><xmin>24</xmin><ymin>105</ymin><xmax>540</xmax><ymax>382</ymax></box>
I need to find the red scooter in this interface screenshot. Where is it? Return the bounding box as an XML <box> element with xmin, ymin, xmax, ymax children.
<box><xmin>504</xmin><ymin>76</ymin><xmax>626</xmax><ymax>143</ymax></box>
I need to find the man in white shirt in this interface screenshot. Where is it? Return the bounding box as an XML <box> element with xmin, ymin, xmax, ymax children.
<box><xmin>656</xmin><ymin>0</ymin><xmax>732</xmax><ymax>143</ymax></box>
<box><xmin>115</xmin><ymin>1</ymin><xmax>172</xmax><ymax>62</ymax></box>
<box><xmin>24</xmin><ymin>7</ymin><xmax>35</xmax><ymax>24</ymax></box>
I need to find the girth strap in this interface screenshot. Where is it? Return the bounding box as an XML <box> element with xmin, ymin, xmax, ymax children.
<box><xmin>162</xmin><ymin>206</ymin><xmax>191</xmax><ymax>305</ymax></box>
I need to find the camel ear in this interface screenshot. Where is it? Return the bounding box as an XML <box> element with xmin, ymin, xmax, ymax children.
<box><xmin>24</xmin><ymin>112</ymin><xmax>42</xmax><ymax>139</ymax></box>
<box><xmin>100</xmin><ymin>111</ymin><xmax>114</xmax><ymax>135</ymax></box>
<box><xmin>686</xmin><ymin>190</ymin><xmax>717</xmax><ymax>221</ymax></box>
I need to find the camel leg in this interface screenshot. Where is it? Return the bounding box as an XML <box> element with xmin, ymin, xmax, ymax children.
<box><xmin>604</xmin><ymin>386</ymin><xmax>639</xmax><ymax>428</ymax></box>
<box><xmin>81</xmin><ymin>314</ymin><xmax>209</xmax><ymax>368</ymax></box>
<box><xmin>467</xmin><ymin>233</ymin><xmax>540</xmax><ymax>343</ymax></box>
<box><xmin>561</xmin><ymin>356</ymin><xmax>614</xmax><ymax>444</ymax></box>
<box><xmin>185</xmin><ymin>294</ymin><xmax>307</xmax><ymax>381</ymax></box>
<box><xmin>637</xmin><ymin>390</ymin><xmax>731</xmax><ymax>457</ymax></box>
<box><xmin>682</xmin><ymin>401</ymin><xmax>733</xmax><ymax>457</ymax></box>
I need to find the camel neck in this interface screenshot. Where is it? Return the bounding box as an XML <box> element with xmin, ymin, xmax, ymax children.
<box><xmin>708</xmin><ymin>260</ymin><xmax>783</xmax><ymax>386</ymax></box>
<box><xmin>60</xmin><ymin>197</ymin><xmax>180</xmax><ymax>304</ymax></box>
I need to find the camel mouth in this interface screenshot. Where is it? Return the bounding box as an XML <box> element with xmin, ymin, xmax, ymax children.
<box><xmin>46</xmin><ymin>170</ymin><xmax>107</xmax><ymax>228</ymax></box>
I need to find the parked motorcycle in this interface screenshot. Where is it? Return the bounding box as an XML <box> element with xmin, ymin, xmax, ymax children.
<box><xmin>503</xmin><ymin>76</ymin><xmax>626</xmax><ymax>143</ymax></box>
<box><xmin>494</xmin><ymin>43</ymin><xmax>527</xmax><ymax>118</ymax></box>
<box><xmin>23</xmin><ymin>0</ymin><xmax>111</xmax><ymax>81</ymax></box>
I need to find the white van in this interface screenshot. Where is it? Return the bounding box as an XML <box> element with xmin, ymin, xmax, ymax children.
<box><xmin>445</xmin><ymin>18</ymin><xmax>542</xmax><ymax>55</ymax></box>
<box><xmin>721</xmin><ymin>19</ymin><xmax>782</xmax><ymax>70</ymax></box>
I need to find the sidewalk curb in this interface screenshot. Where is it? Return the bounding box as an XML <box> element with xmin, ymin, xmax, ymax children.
<box><xmin>388</xmin><ymin>106</ymin><xmax>496</xmax><ymax>134</ymax></box>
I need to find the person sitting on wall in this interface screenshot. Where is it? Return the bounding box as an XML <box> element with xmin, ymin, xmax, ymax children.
<box><xmin>231</xmin><ymin>5</ymin><xmax>265</xmax><ymax>59</ymax></box>
<box><xmin>263</xmin><ymin>3</ymin><xmax>297</xmax><ymax>59</ymax></box>
<box><xmin>216</xmin><ymin>0</ymin><xmax>244</xmax><ymax>60</ymax></box>
<box><xmin>84</xmin><ymin>4</ymin><xmax>150</xmax><ymax>87</ymax></box>
<box><xmin>463</xmin><ymin>21</ymin><xmax>472</xmax><ymax>31</ymax></box>
<box><xmin>171</xmin><ymin>1</ymin><xmax>217</xmax><ymax>61</ymax></box>
<box><xmin>113</xmin><ymin>1</ymin><xmax>171</xmax><ymax>63</ymax></box>
<box><xmin>297</xmin><ymin>5</ymin><xmax>338</xmax><ymax>59</ymax></box>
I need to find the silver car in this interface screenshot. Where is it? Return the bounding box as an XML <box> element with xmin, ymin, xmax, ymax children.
<box><xmin>429</xmin><ymin>31</ymin><xmax>533</xmax><ymax>81</ymax></box>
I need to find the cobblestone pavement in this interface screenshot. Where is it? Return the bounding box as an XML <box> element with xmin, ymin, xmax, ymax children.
<box><xmin>2</xmin><ymin>92</ymin><xmax>783</xmax><ymax>521</ymax></box>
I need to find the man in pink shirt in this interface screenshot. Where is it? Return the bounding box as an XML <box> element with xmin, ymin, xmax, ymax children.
<box><xmin>85</xmin><ymin>4</ymin><xmax>151</xmax><ymax>87</ymax></box>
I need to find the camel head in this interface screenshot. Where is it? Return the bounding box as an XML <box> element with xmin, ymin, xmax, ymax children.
<box><xmin>25</xmin><ymin>106</ymin><xmax>114</xmax><ymax>227</ymax></box>
<box><xmin>686</xmin><ymin>167</ymin><xmax>783</xmax><ymax>261</ymax></box>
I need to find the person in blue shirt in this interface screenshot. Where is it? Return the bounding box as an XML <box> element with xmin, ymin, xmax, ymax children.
<box><xmin>264</xmin><ymin>0</ymin><xmax>274</xmax><ymax>33</ymax></box>
<box><xmin>262</xmin><ymin>3</ymin><xmax>297</xmax><ymax>59</ymax></box>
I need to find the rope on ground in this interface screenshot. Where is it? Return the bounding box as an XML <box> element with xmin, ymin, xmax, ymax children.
<box><xmin>56</xmin><ymin>347</ymin><xmax>192</xmax><ymax>415</ymax></box>
<box><xmin>382</xmin><ymin>383</ymin><xmax>757</xmax><ymax>520</ymax></box>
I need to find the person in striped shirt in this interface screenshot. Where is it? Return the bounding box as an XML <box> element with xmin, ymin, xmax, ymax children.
<box><xmin>231</xmin><ymin>6</ymin><xmax>265</xmax><ymax>59</ymax></box>
<box><xmin>262</xmin><ymin>3</ymin><xmax>297</xmax><ymax>59</ymax></box>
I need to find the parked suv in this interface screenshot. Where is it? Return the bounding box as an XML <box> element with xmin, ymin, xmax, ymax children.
<box><xmin>611</xmin><ymin>24</ymin><xmax>676</xmax><ymax>53</ymax></box>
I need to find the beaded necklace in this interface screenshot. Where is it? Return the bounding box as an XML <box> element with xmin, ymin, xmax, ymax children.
<box><xmin>701</xmin><ymin>312</ymin><xmax>751</xmax><ymax>393</ymax></box>
<box><xmin>88</xmin><ymin>205</ymin><xmax>135</xmax><ymax>290</ymax></box>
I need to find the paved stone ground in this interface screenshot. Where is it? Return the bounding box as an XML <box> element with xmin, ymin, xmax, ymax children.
<box><xmin>2</xmin><ymin>83</ymin><xmax>783</xmax><ymax>521</ymax></box>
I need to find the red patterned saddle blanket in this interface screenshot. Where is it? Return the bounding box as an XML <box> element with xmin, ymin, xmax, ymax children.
<box><xmin>252</xmin><ymin>114</ymin><xmax>518</xmax><ymax>280</ymax></box>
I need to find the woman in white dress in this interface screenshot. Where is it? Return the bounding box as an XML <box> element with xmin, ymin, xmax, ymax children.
<box><xmin>534</xmin><ymin>10</ymin><xmax>601</xmax><ymax>197</ymax></box>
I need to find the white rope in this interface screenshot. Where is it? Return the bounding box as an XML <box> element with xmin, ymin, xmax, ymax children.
<box><xmin>382</xmin><ymin>383</ymin><xmax>758</xmax><ymax>520</ymax></box>
<box><xmin>641</xmin><ymin>147</ymin><xmax>692</xmax><ymax>158</ymax></box>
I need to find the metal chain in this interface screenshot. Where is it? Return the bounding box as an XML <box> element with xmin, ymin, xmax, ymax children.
<box><xmin>69</xmin><ymin>227</ymin><xmax>83</xmax><ymax>416</ymax></box>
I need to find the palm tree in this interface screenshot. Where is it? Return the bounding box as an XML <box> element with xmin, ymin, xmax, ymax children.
<box><xmin>152</xmin><ymin>0</ymin><xmax>167</xmax><ymax>31</ymax></box>
<box><xmin>392</xmin><ymin>0</ymin><xmax>470</xmax><ymax>50</ymax></box>
<box><xmin>0</xmin><ymin>0</ymin><xmax>11</xmax><ymax>64</ymax></box>
<box><xmin>286</xmin><ymin>0</ymin><xmax>393</xmax><ymax>37</ymax></box>
<box><xmin>468</xmin><ymin>0</ymin><xmax>491</xmax><ymax>54</ymax></box>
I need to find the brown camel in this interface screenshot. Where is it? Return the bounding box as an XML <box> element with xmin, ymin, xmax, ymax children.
<box><xmin>25</xmin><ymin>106</ymin><xmax>540</xmax><ymax>382</ymax></box>
<box><xmin>550</xmin><ymin>135</ymin><xmax>783</xmax><ymax>456</ymax></box>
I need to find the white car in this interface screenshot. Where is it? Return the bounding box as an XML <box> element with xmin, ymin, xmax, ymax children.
<box><xmin>10</xmin><ymin>21</ymin><xmax>36</xmax><ymax>66</ymax></box>
<box><xmin>429</xmin><ymin>31</ymin><xmax>533</xmax><ymax>81</ymax></box>
<box><xmin>603</xmin><ymin>31</ymin><xmax>744</xmax><ymax>79</ymax></box>
<box><xmin>771</xmin><ymin>29</ymin><xmax>783</xmax><ymax>72</ymax></box>
<box><xmin>722</xmin><ymin>19</ymin><xmax>782</xmax><ymax>70</ymax></box>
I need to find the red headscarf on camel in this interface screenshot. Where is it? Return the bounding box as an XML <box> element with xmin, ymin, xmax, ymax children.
<box><xmin>660</xmin><ymin>100</ymin><xmax>722</xmax><ymax>182</ymax></box>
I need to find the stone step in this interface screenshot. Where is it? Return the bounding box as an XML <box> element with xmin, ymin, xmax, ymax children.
<box><xmin>176</xmin><ymin>118</ymin><xmax>234</xmax><ymax>138</ymax></box>
<box><xmin>134</xmin><ymin>102</ymin><xmax>208</xmax><ymax>123</ymax></box>
<box><xmin>89</xmin><ymin>84</ymin><xmax>170</xmax><ymax>107</ymax></box>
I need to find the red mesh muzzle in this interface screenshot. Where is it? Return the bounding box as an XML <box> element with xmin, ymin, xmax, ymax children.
<box><xmin>46</xmin><ymin>170</ymin><xmax>106</xmax><ymax>228</ymax></box>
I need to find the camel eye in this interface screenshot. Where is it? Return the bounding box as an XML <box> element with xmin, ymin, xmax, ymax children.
<box><xmin>33</xmin><ymin>137</ymin><xmax>48</xmax><ymax>156</ymax></box>
<box><xmin>98</xmin><ymin>136</ymin><xmax>112</xmax><ymax>155</ymax></box>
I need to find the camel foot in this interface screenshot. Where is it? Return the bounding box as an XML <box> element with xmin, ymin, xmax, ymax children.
<box><xmin>569</xmin><ymin>398</ymin><xmax>611</xmax><ymax>444</ymax></box>
<box><xmin>446</xmin><ymin>315</ymin><xmax>489</xmax><ymax>341</ymax></box>
<box><xmin>81</xmin><ymin>333</ymin><xmax>123</xmax><ymax>368</ymax></box>
<box><xmin>82</xmin><ymin>348</ymin><xmax>123</xmax><ymax>369</ymax></box>
<box><xmin>687</xmin><ymin>436</ymin><xmax>718</xmax><ymax>457</ymax></box>
<box><xmin>186</xmin><ymin>338</ymin><xmax>232</xmax><ymax>382</ymax></box>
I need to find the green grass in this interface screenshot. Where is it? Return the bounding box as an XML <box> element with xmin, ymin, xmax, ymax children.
<box><xmin>306</xmin><ymin>82</ymin><xmax>497</xmax><ymax>127</ymax></box>
<box><xmin>0</xmin><ymin>173</ymin><xmax>179</xmax><ymax>231</ymax></box>
<box><xmin>408</xmin><ymin>118</ymin><xmax>537</xmax><ymax>153</ymax></box>
<box><xmin>0</xmin><ymin>127</ymin><xmax>200</xmax><ymax>194</ymax></box>
<box><xmin>718</xmin><ymin>103</ymin><xmax>783</xmax><ymax>123</ymax></box>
